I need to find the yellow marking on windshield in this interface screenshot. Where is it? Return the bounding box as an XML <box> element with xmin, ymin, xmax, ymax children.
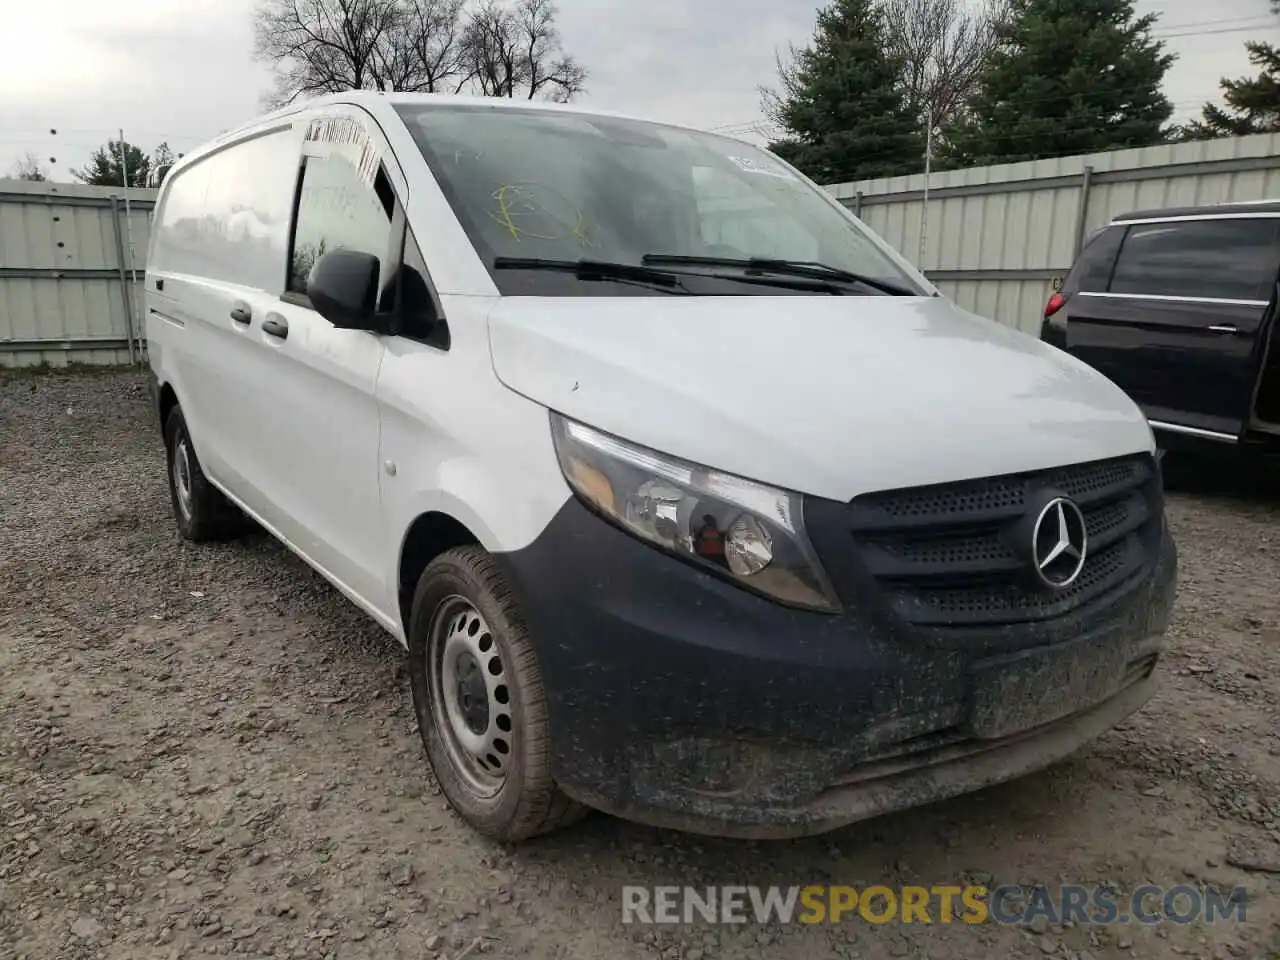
<box><xmin>487</xmin><ymin>182</ymin><xmax>595</xmax><ymax>248</ymax></box>
<box><xmin>489</xmin><ymin>184</ymin><xmax>557</xmax><ymax>241</ymax></box>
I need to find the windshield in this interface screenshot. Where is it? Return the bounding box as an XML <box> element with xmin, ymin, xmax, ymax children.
<box><xmin>393</xmin><ymin>104</ymin><xmax>926</xmax><ymax>297</ymax></box>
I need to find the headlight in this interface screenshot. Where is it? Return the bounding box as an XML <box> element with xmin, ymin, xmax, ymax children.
<box><xmin>550</xmin><ymin>413</ymin><xmax>840</xmax><ymax>612</ymax></box>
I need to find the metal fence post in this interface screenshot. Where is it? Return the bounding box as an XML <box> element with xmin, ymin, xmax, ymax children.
<box><xmin>854</xmin><ymin>190</ymin><xmax>864</xmax><ymax>217</ymax></box>
<box><xmin>109</xmin><ymin>196</ymin><xmax>138</xmax><ymax>365</ymax></box>
<box><xmin>1072</xmin><ymin>165</ymin><xmax>1094</xmax><ymax>255</ymax></box>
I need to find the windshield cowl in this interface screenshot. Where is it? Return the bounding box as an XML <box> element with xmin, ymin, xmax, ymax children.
<box><xmin>640</xmin><ymin>255</ymin><xmax>919</xmax><ymax>296</ymax></box>
<box><xmin>489</xmin><ymin>256</ymin><xmax>918</xmax><ymax>296</ymax></box>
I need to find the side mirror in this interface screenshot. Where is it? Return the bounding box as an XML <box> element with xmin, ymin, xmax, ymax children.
<box><xmin>147</xmin><ymin>163</ymin><xmax>174</xmax><ymax>188</ymax></box>
<box><xmin>307</xmin><ymin>248</ymin><xmax>381</xmax><ymax>330</ymax></box>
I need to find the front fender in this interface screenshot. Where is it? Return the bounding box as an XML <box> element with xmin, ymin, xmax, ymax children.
<box><xmin>377</xmin><ymin>306</ymin><xmax>574</xmax><ymax>631</ymax></box>
<box><xmin>390</xmin><ymin>452</ymin><xmax>572</xmax><ymax>557</ymax></box>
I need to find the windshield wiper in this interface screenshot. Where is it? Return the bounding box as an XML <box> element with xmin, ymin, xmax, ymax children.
<box><xmin>492</xmin><ymin>257</ymin><xmax>691</xmax><ymax>293</ymax></box>
<box><xmin>640</xmin><ymin>255</ymin><xmax>918</xmax><ymax>296</ymax></box>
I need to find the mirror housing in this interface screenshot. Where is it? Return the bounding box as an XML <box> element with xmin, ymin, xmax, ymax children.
<box><xmin>147</xmin><ymin>162</ymin><xmax>174</xmax><ymax>188</ymax></box>
<box><xmin>307</xmin><ymin>248</ymin><xmax>382</xmax><ymax>331</ymax></box>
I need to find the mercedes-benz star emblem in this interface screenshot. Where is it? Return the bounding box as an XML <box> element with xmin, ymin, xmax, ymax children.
<box><xmin>1031</xmin><ymin>497</ymin><xmax>1088</xmax><ymax>589</ymax></box>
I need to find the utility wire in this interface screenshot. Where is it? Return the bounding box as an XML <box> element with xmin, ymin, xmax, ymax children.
<box><xmin>710</xmin><ymin>93</ymin><xmax>1219</xmax><ymax>138</ymax></box>
<box><xmin>716</xmin><ymin>12</ymin><xmax>1275</xmax><ymax>136</ymax></box>
<box><xmin>1151</xmin><ymin>14</ymin><xmax>1277</xmax><ymax>34</ymax></box>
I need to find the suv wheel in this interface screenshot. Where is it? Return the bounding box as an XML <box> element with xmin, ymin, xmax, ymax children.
<box><xmin>408</xmin><ymin>546</ymin><xmax>586</xmax><ymax>841</ymax></box>
<box><xmin>163</xmin><ymin>407</ymin><xmax>245</xmax><ymax>541</ymax></box>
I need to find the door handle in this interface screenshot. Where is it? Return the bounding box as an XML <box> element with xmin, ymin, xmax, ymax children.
<box><xmin>1208</xmin><ymin>324</ymin><xmax>1239</xmax><ymax>335</ymax></box>
<box><xmin>262</xmin><ymin>315</ymin><xmax>289</xmax><ymax>340</ymax></box>
<box><xmin>230</xmin><ymin>303</ymin><xmax>252</xmax><ymax>324</ymax></box>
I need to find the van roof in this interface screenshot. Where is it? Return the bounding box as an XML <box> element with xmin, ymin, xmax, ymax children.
<box><xmin>203</xmin><ymin>92</ymin><xmax>730</xmax><ymax>153</ymax></box>
<box><xmin>306</xmin><ymin>90</ymin><xmax>673</xmax><ymax>118</ymax></box>
<box><xmin>158</xmin><ymin>92</ymin><xmax>758</xmax><ymax>210</ymax></box>
<box><xmin>1113</xmin><ymin>199</ymin><xmax>1280</xmax><ymax>222</ymax></box>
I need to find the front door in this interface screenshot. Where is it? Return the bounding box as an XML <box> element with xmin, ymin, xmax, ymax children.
<box><xmin>254</xmin><ymin>110</ymin><xmax>407</xmax><ymax>611</ymax></box>
<box><xmin>1069</xmin><ymin>216</ymin><xmax>1280</xmax><ymax>441</ymax></box>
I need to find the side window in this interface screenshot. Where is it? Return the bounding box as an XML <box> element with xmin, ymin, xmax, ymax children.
<box><xmin>1109</xmin><ymin>218</ymin><xmax>1280</xmax><ymax>301</ymax></box>
<box><xmin>392</xmin><ymin>227</ymin><xmax>449</xmax><ymax>349</ymax></box>
<box><xmin>396</xmin><ymin>228</ymin><xmax>436</xmax><ymax>333</ymax></box>
<box><xmin>201</xmin><ymin>130</ymin><xmax>298</xmax><ymax>293</ymax></box>
<box><xmin>153</xmin><ymin>160</ymin><xmax>212</xmax><ymax>279</ymax></box>
<box><xmin>153</xmin><ymin>127</ymin><xmax>295</xmax><ymax>290</ymax></box>
<box><xmin>1066</xmin><ymin>225</ymin><xmax>1125</xmax><ymax>293</ymax></box>
<box><xmin>288</xmin><ymin>154</ymin><xmax>395</xmax><ymax>296</ymax></box>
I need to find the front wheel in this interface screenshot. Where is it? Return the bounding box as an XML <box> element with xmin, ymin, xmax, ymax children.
<box><xmin>407</xmin><ymin>546</ymin><xmax>585</xmax><ymax>841</ymax></box>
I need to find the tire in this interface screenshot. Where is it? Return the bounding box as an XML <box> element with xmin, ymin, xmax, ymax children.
<box><xmin>163</xmin><ymin>406</ymin><xmax>244</xmax><ymax>542</ymax></box>
<box><xmin>408</xmin><ymin>546</ymin><xmax>586</xmax><ymax>841</ymax></box>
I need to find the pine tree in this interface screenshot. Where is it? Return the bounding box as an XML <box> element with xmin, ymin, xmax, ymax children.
<box><xmin>1180</xmin><ymin>32</ymin><xmax>1280</xmax><ymax>139</ymax></box>
<box><xmin>70</xmin><ymin>139</ymin><xmax>151</xmax><ymax>188</ymax></box>
<box><xmin>763</xmin><ymin>0</ymin><xmax>924</xmax><ymax>183</ymax></box>
<box><xmin>944</xmin><ymin>0</ymin><xmax>1174</xmax><ymax>166</ymax></box>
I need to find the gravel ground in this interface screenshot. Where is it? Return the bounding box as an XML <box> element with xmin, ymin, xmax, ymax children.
<box><xmin>2</xmin><ymin>368</ymin><xmax>1280</xmax><ymax>960</ymax></box>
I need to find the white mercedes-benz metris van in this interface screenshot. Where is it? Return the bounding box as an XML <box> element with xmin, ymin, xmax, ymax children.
<box><xmin>145</xmin><ymin>93</ymin><xmax>1177</xmax><ymax>841</ymax></box>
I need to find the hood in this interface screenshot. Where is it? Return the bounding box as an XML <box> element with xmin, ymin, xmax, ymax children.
<box><xmin>486</xmin><ymin>295</ymin><xmax>1154</xmax><ymax>502</ymax></box>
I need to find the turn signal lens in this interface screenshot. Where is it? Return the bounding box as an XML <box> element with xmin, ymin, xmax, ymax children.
<box><xmin>1044</xmin><ymin>292</ymin><xmax>1066</xmax><ymax>318</ymax></box>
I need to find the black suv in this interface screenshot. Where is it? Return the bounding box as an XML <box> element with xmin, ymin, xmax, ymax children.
<box><xmin>1041</xmin><ymin>202</ymin><xmax>1280</xmax><ymax>453</ymax></box>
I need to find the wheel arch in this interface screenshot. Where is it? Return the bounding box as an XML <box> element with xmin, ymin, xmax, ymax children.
<box><xmin>397</xmin><ymin>511</ymin><xmax>482</xmax><ymax>637</ymax></box>
<box><xmin>155</xmin><ymin>380</ymin><xmax>218</xmax><ymax>490</ymax></box>
<box><xmin>158</xmin><ymin>381</ymin><xmax>179</xmax><ymax>433</ymax></box>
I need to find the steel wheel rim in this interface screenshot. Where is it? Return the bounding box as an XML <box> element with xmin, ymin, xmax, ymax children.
<box><xmin>174</xmin><ymin>437</ymin><xmax>194</xmax><ymax>520</ymax></box>
<box><xmin>427</xmin><ymin>595</ymin><xmax>512</xmax><ymax>798</ymax></box>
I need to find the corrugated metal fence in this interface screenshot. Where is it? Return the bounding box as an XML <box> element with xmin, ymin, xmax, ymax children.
<box><xmin>825</xmin><ymin>132</ymin><xmax>1280</xmax><ymax>335</ymax></box>
<box><xmin>0</xmin><ymin>180</ymin><xmax>156</xmax><ymax>367</ymax></box>
<box><xmin>4</xmin><ymin>132</ymin><xmax>1280</xmax><ymax>365</ymax></box>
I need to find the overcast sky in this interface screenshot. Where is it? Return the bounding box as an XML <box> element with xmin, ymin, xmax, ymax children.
<box><xmin>1</xmin><ymin>0</ymin><xmax>1276</xmax><ymax>180</ymax></box>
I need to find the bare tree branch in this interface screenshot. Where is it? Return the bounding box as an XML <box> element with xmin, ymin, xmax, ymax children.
<box><xmin>463</xmin><ymin>0</ymin><xmax>521</xmax><ymax>96</ymax></box>
<box><xmin>760</xmin><ymin>43</ymin><xmax>809</xmax><ymax>134</ymax></box>
<box><xmin>8</xmin><ymin>151</ymin><xmax>49</xmax><ymax>182</ymax></box>
<box><xmin>254</xmin><ymin>0</ymin><xmax>584</xmax><ymax>106</ymax></box>
<box><xmin>393</xmin><ymin>0</ymin><xmax>471</xmax><ymax>91</ymax></box>
<box><xmin>880</xmin><ymin>0</ymin><xmax>1009</xmax><ymax>128</ymax></box>
<box><xmin>511</xmin><ymin>0</ymin><xmax>586</xmax><ymax>100</ymax></box>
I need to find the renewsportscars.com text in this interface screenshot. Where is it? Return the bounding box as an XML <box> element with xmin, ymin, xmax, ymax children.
<box><xmin>621</xmin><ymin>885</ymin><xmax>1247</xmax><ymax>926</ymax></box>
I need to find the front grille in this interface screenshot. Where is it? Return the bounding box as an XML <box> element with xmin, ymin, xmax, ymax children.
<box><xmin>842</xmin><ymin>456</ymin><xmax>1161</xmax><ymax>628</ymax></box>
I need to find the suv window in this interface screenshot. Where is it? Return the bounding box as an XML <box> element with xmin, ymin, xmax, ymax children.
<box><xmin>1066</xmin><ymin>225</ymin><xmax>1125</xmax><ymax>293</ymax></box>
<box><xmin>288</xmin><ymin>155</ymin><xmax>395</xmax><ymax>296</ymax></box>
<box><xmin>1108</xmin><ymin>218</ymin><xmax>1280</xmax><ymax>302</ymax></box>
